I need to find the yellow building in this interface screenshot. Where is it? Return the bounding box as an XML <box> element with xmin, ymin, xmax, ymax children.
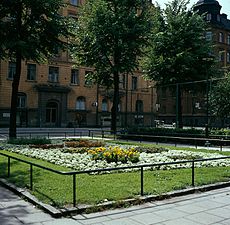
<box><xmin>0</xmin><ymin>0</ymin><xmax>157</xmax><ymax>128</ymax></box>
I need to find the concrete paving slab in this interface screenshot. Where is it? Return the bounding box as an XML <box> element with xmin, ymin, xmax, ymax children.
<box><xmin>1</xmin><ymin>184</ymin><xmax>230</xmax><ymax>225</ymax></box>
<box><xmin>185</xmin><ymin>211</ymin><xmax>224</xmax><ymax>224</ymax></box>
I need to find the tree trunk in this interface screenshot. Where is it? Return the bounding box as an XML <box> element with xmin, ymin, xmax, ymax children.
<box><xmin>9</xmin><ymin>52</ymin><xmax>22</xmax><ymax>139</ymax></box>
<box><xmin>111</xmin><ymin>70</ymin><xmax>119</xmax><ymax>133</ymax></box>
<box><xmin>176</xmin><ymin>84</ymin><xmax>183</xmax><ymax>128</ymax></box>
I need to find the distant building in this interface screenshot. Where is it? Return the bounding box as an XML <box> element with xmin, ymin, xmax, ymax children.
<box><xmin>0</xmin><ymin>0</ymin><xmax>156</xmax><ymax>128</ymax></box>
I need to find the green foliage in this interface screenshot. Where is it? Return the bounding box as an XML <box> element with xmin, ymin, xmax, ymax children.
<box><xmin>0</xmin><ymin>0</ymin><xmax>75</xmax><ymax>61</ymax></box>
<box><xmin>73</xmin><ymin>0</ymin><xmax>153</xmax><ymax>85</ymax></box>
<box><xmin>209</xmin><ymin>73</ymin><xmax>230</xmax><ymax>120</ymax></box>
<box><xmin>127</xmin><ymin>127</ymin><xmax>204</xmax><ymax>137</ymax></box>
<box><xmin>210</xmin><ymin>128</ymin><xmax>230</xmax><ymax>136</ymax></box>
<box><xmin>72</xmin><ymin>0</ymin><xmax>154</xmax><ymax>132</ymax></box>
<box><xmin>142</xmin><ymin>0</ymin><xmax>216</xmax><ymax>85</ymax></box>
<box><xmin>0</xmin><ymin>0</ymin><xmax>76</xmax><ymax>138</ymax></box>
<box><xmin>7</xmin><ymin>138</ymin><xmax>51</xmax><ymax>145</ymax></box>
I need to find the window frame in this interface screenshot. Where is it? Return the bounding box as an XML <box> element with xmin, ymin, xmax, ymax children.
<box><xmin>8</xmin><ymin>62</ymin><xmax>16</xmax><ymax>80</ymax></box>
<box><xmin>71</xmin><ymin>69</ymin><xmax>79</xmax><ymax>85</ymax></box>
<box><xmin>48</xmin><ymin>66</ymin><xmax>59</xmax><ymax>83</ymax></box>
<box><xmin>76</xmin><ymin>96</ymin><xmax>86</xmax><ymax>110</ymax></box>
<box><xmin>131</xmin><ymin>76</ymin><xmax>138</xmax><ymax>91</ymax></box>
<box><xmin>27</xmin><ymin>63</ymin><xmax>36</xmax><ymax>81</ymax></box>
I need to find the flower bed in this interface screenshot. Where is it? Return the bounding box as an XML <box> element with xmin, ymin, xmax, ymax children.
<box><xmin>5</xmin><ymin>143</ymin><xmax>230</xmax><ymax>173</ymax></box>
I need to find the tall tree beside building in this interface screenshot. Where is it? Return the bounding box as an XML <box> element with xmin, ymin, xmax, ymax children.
<box><xmin>142</xmin><ymin>0</ymin><xmax>215</xmax><ymax>128</ymax></box>
<box><xmin>72</xmin><ymin>0</ymin><xmax>154</xmax><ymax>133</ymax></box>
<box><xmin>0</xmin><ymin>0</ymin><xmax>75</xmax><ymax>138</ymax></box>
<box><xmin>209</xmin><ymin>73</ymin><xmax>230</xmax><ymax>126</ymax></box>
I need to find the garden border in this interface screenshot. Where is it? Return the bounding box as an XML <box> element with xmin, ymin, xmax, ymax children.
<box><xmin>1</xmin><ymin>177</ymin><xmax>230</xmax><ymax>218</ymax></box>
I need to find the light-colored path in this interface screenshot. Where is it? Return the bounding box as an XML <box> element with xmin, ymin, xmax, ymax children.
<box><xmin>1</xmin><ymin>185</ymin><xmax>230</xmax><ymax>225</ymax></box>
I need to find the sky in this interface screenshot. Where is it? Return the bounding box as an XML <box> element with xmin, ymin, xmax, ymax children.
<box><xmin>152</xmin><ymin>0</ymin><xmax>230</xmax><ymax>17</ymax></box>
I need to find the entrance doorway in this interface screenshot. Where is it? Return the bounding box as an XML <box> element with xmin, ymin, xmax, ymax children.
<box><xmin>46</xmin><ymin>102</ymin><xmax>58</xmax><ymax>126</ymax></box>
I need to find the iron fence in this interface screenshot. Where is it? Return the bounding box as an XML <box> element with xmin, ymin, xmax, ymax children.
<box><xmin>0</xmin><ymin>151</ymin><xmax>229</xmax><ymax>207</ymax></box>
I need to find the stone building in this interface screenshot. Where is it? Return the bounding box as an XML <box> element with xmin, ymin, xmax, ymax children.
<box><xmin>0</xmin><ymin>0</ymin><xmax>156</xmax><ymax>128</ymax></box>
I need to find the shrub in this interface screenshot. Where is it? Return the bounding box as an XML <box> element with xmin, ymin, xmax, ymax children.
<box><xmin>135</xmin><ymin>146</ymin><xmax>168</xmax><ymax>153</ymax></box>
<box><xmin>127</xmin><ymin>127</ymin><xmax>204</xmax><ymax>137</ymax></box>
<box><xmin>29</xmin><ymin>144</ymin><xmax>64</xmax><ymax>149</ymax></box>
<box><xmin>7</xmin><ymin>138</ymin><xmax>51</xmax><ymax>145</ymax></box>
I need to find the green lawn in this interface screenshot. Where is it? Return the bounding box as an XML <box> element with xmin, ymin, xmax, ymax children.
<box><xmin>0</xmin><ymin>146</ymin><xmax>230</xmax><ymax>208</ymax></box>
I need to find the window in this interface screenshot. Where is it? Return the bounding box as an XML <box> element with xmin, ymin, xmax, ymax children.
<box><xmin>135</xmin><ymin>100</ymin><xmax>143</xmax><ymax>112</ymax></box>
<box><xmin>217</xmin><ymin>14</ymin><xmax>220</xmax><ymax>22</ymax></box>
<box><xmin>121</xmin><ymin>74</ymin><xmax>126</xmax><ymax>89</ymax></box>
<box><xmin>8</xmin><ymin>62</ymin><xmax>16</xmax><ymax>79</ymax></box>
<box><xmin>76</xmin><ymin>96</ymin><xmax>86</xmax><ymax>110</ymax></box>
<box><xmin>102</xmin><ymin>99</ymin><xmax>108</xmax><ymax>112</ymax></box>
<box><xmin>227</xmin><ymin>52</ymin><xmax>230</xmax><ymax>63</ymax></box>
<box><xmin>48</xmin><ymin>66</ymin><xmax>59</xmax><ymax>82</ymax></box>
<box><xmin>17</xmin><ymin>93</ymin><xmax>26</xmax><ymax>108</ymax></box>
<box><xmin>70</xmin><ymin>0</ymin><xmax>78</xmax><ymax>5</ymax></box>
<box><xmin>131</xmin><ymin>76</ymin><xmax>137</xmax><ymax>90</ymax></box>
<box><xmin>219</xmin><ymin>32</ymin><xmax>224</xmax><ymax>43</ymax></box>
<box><xmin>206</xmin><ymin>13</ymin><xmax>212</xmax><ymax>21</ymax></box>
<box><xmin>205</xmin><ymin>31</ymin><xmax>212</xmax><ymax>41</ymax></box>
<box><xmin>219</xmin><ymin>50</ymin><xmax>225</xmax><ymax>62</ymax></box>
<box><xmin>27</xmin><ymin>64</ymin><xmax>36</xmax><ymax>81</ymax></box>
<box><xmin>227</xmin><ymin>35</ymin><xmax>230</xmax><ymax>45</ymax></box>
<box><xmin>85</xmin><ymin>71</ymin><xmax>93</xmax><ymax>86</ymax></box>
<box><xmin>71</xmin><ymin>69</ymin><xmax>79</xmax><ymax>85</ymax></box>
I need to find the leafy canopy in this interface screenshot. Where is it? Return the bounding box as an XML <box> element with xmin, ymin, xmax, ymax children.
<box><xmin>142</xmin><ymin>0</ymin><xmax>215</xmax><ymax>85</ymax></box>
<box><xmin>0</xmin><ymin>0</ymin><xmax>75</xmax><ymax>61</ymax></box>
<box><xmin>209</xmin><ymin>73</ymin><xmax>230</xmax><ymax>119</ymax></box>
<box><xmin>72</xmin><ymin>0</ymin><xmax>154</xmax><ymax>86</ymax></box>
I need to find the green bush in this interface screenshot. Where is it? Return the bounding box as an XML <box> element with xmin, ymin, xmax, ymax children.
<box><xmin>210</xmin><ymin>128</ymin><xmax>230</xmax><ymax>136</ymax></box>
<box><xmin>127</xmin><ymin>127</ymin><xmax>204</xmax><ymax>137</ymax></box>
<box><xmin>7</xmin><ymin>138</ymin><xmax>51</xmax><ymax>145</ymax></box>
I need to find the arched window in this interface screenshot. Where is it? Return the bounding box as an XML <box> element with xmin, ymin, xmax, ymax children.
<box><xmin>135</xmin><ymin>100</ymin><xmax>143</xmax><ymax>113</ymax></box>
<box><xmin>76</xmin><ymin>96</ymin><xmax>86</xmax><ymax>110</ymax></box>
<box><xmin>17</xmin><ymin>93</ymin><xmax>27</xmax><ymax>108</ymax></box>
<box><xmin>102</xmin><ymin>99</ymin><xmax>108</xmax><ymax>112</ymax></box>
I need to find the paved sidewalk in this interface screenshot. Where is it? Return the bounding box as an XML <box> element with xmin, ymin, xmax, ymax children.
<box><xmin>1</xmin><ymin>185</ymin><xmax>230</xmax><ymax>225</ymax></box>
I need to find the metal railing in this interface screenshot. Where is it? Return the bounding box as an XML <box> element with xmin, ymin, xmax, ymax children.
<box><xmin>118</xmin><ymin>134</ymin><xmax>230</xmax><ymax>151</ymax></box>
<box><xmin>0</xmin><ymin>129</ymin><xmax>118</xmax><ymax>140</ymax></box>
<box><xmin>0</xmin><ymin>151</ymin><xmax>230</xmax><ymax>207</ymax></box>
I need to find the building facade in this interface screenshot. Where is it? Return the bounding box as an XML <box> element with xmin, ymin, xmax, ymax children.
<box><xmin>0</xmin><ymin>0</ymin><xmax>157</xmax><ymax>128</ymax></box>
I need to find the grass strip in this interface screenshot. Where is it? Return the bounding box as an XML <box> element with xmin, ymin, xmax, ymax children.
<box><xmin>0</xmin><ymin>150</ymin><xmax>230</xmax><ymax>208</ymax></box>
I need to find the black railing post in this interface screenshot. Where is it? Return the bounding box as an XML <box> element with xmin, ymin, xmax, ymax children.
<box><xmin>7</xmin><ymin>157</ymin><xmax>10</xmax><ymax>177</ymax></box>
<box><xmin>48</xmin><ymin>132</ymin><xmax>49</xmax><ymax>139</ymax></box>
<box><xmin>88</xmin><ymin>130</ymin><xmax>91</xmax><ymax>137</ymax></box>
<box><xmin>192</xmin><ymin>161</ymin><xmax>195</xmax><ymax>187</ymax></box>
<box><xmin>141</xmin><ymin>166</ymin><xmax>144</xmax><ymax>196</ymax></box>
<box><xmin>73</xmin><ymin>174</ymin><xmax>76</xmax><ymax>207</ymax></box>
<box><xmin>30</xmin><ymin>164</ymin><xmax>33</xmax><ymax>190</ymax></box>
<box><xmin>102</xmin><ymin>130</ymin><xmax>104</xmax><ymax>139</ymax></box>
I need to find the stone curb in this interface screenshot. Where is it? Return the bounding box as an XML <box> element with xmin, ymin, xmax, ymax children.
<box><xmin>1</xmin><ymin>178</ymin><xmax>230</xmax><ymax>218</ymax></box>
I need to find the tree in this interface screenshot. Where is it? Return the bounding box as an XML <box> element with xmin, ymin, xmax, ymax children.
<box><xmin>142</xmin><ymin>0</ymin><xmax>216</xmax><ymax>128</ymax></box>
<box><xmin>0</xmin><ymin>0</ymin><xmax>75</xmax><ymax>138</ymax></box>
<box><xmin>72</xmin><ymin>0</ymin><xmax>154</xmax><ymax>133</ymax></box>
<box><xmin>209</xmin><ymin>73</ymin><xmax>230</xmax><ymax>127</ymax></box>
